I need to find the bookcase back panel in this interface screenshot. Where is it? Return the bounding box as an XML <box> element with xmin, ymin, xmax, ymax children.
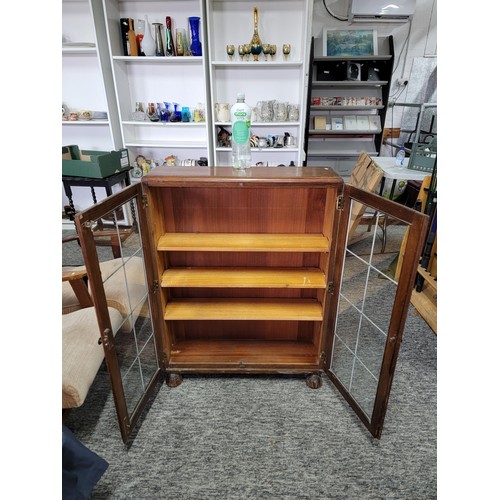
<box><xmin>161</xmin><ymin>187</ymin><xmax>329</xmax><ymax>234</ymax></box>
<box><xmin>171</xmin><ymin>320</ymin><xmax>318</xmax><ymax>343</ymax></box>
<box><xmin>165</xmin><ymin>251</ymin><xmax>321</xmax><ymax>268</ymax></box>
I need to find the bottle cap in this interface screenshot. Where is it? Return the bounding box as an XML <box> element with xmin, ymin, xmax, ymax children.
<box><xmin>237</xmin><ymin>93</ymin><xmax>245</xmax><ymax>100</ymax></box>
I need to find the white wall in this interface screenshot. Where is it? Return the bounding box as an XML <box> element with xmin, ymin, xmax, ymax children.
<box><xmin>312</xmin><ymin>0</ymin><xmax>437</xmax><ymax>154</ymax></box>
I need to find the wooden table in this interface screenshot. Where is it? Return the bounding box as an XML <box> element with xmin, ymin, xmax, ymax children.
<box><xmin>370</xmin><ymin>157</ymin><xmax>431</xmax><ymax>252</ymax></box>
<box><xmin>373</xmin><ymin>156</ymin><xmax>430</xmax><ymax>200</ymax></box>
<box><xmin>62</xmin><ymin>168</ymin><xmax>134</xmax><ymax>257</ymax></box>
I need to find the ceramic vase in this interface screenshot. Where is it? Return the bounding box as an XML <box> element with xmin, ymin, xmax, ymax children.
<box><xmin>141</xmin><ymin>15</ymin><xmax>156</xmax><ymax>56</ymax></box>
<box><xmin>188</xmin><ymin>17</ymin><xmax>202</xmax><ymax>56</ymax></box>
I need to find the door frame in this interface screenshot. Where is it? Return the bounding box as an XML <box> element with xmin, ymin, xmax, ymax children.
<box><xmin>75</xmin><ymin>183</ymin><xmax>165</xmax><ymax>443</ymax></box>
<box><xmin>323</xmin><ymin>185</ymin><xmax>428</xmax><ymax>438</ymax></box>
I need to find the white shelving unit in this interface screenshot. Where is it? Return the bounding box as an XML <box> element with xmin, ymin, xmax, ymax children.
<box><xmin>62</xmin><ymin>0</ymin><xmax>123</xmax><ymax>226</ymax></box>
<box><xmin>205</xmin><ymin>0</ymin><xmax>313</xmax><ymax>166</ymax></box>
<box><xmin>62</xmin><ymin>0</ymin><xmax>315</xmax><ymax>189</ymax></box>
<box><xmin>101</xmin><ymin>0</ymin><xmax>211</xmax><ymax>166</ymax></box>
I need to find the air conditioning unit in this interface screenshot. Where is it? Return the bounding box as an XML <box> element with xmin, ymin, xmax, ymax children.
<box><xmin>348</xmin><ymin>0</ymin><xmax>416</xmax><ymax>23</ymax></box>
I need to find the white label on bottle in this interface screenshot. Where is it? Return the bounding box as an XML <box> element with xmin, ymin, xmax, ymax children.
<box><xmin>232</xmin><ymin>120</ymin><xmax>250</xmax><ymax>144</ymax></box>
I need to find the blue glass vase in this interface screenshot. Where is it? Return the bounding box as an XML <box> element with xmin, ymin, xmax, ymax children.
<box><xmin>188</xmin><ymin>17</ymin><xmax>202</xmax><ymax>56</ymax></box>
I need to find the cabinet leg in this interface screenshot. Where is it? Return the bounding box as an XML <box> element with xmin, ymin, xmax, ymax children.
<box><xmin>305</xmin><ymin>373</ymin><xmax>322</xmax><ymax>389</ymax></box>
<box><xmin>165</xmin><ymin>373</ymin><xmax>183</xmax><ymax>387</ymax></box>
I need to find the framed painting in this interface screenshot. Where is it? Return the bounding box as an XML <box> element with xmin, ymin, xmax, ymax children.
<box><xmin>323</xmin><ymin>28</ymin><xmax>378</xmax><ymax>57</ymax></box>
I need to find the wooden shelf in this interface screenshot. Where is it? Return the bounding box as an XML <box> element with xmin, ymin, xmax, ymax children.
<box><xmin>164</xmin><ymin>298</ymin><xmax>323</xmax><ymax>321</ymax></box>
<box><xmin>169</xmin><ymin>339</ymin><xmax>319</xmax><ymax>367</ymax></box>
<box><xmin>157</xmin><ymin>233</ymin><xmax>330</xmax><ymax>252</ymax></box>
<box><xmin>162</xmin><ymin>267</ymin><xmax>326</xmax><ymax>288</ymax></box>
<box><xmin>411</xmin><ymin>284</ymin><xmax>437</xmax><ymax>334</ymax></box>
<box><xmin>416</xmin><ymin>265</ymin><xmax>437</xmax><ymax>293</ymax></box>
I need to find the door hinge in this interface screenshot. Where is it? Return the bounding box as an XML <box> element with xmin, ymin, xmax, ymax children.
<box><xmin>142</xmin><ymin>194</ymin><xmax>149</xmax><ymax>209</ymax></box>
<box><xmin>98</xmin><ymin>328</ymin><xmax>112</xmax><ymax>348</ymax></box>
<box><xmin>320</xmin><ymin>351</ymin><xmax>326</xmax><ymax>367</ymax></box>
<box><xmin>327</xmin><ymin>281</ymin><xmax>334</xmax><ymax>294</ymax></box>
<box><xmin>161</xmin><ymin>351</ymin><xmax>168</xmax><ymax>371</ymax></box>
<box><xmin>336</xmin><ymin>195</ymin><xmax>344</xmax><ymax>211</ymax></box>
<box><xmin>152</xmin><ymin>279</ymin><xmax>159</xmax><ymax>293</ymax></box>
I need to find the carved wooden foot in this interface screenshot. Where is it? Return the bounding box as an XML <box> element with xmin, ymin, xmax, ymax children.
<box><xmin>305</xmin><ymin>373</ymin><xmax>322</xmax><ymax>389</ymax></box>
<box><xmin>165</xmin><ymin>373</ymin><xmax>183</xmax><ymax>387</ymax></box>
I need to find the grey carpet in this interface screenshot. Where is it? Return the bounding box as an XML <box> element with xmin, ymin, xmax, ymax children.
<box><xmin>63</xmin><ymin>229</ymin><xmax>437</xmax><ymax>499</ymax></box>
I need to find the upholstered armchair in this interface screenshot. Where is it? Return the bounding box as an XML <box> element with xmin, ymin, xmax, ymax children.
<box><xmin>62</xmin><ymin>257</ymin><xmax>147</xmax><ymax>410</ymax></box>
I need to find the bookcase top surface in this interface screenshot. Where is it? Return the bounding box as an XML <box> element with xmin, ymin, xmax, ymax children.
<box><xmin>143</xmin><ymin>166</ymin><xmax>343</xmax><ymax>187</ymax></box>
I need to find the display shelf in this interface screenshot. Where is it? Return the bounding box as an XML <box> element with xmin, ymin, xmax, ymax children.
<box><xmin>168</xmin><ymin>339</ymin><xmax>319</xmax><ymax>367</ymax></box>
<box><xmin>310</xmin><ymin>105</ymin><xmax>383</xmax><ymax>111</ymax></box>
<box><xmin>124</xmin><ymin>139</ymin><xmax>207</xmax><ymax>148</ymax></box>
<box><xmin>313</xmin><ymin>55</ymin><xmax>392</xmax><ymax>62</ymax></box>
<box><xmin>311</xmin><ymin>81</ymin><xmax>388</xmax><ymax>88</ymax></box>
<box><xmin>308</xmin><ymin>129</ymin><xmax>382</xmax><ymax>136</ymax></box>
<box><xmin>66</xmin><ymin>0</ymin><xmax>313</xmax><ymax>169</ymax></box>
<box><xmin>113</xmin><ymin>55</ymin><xmax>203</xmax><ymax>63</ymax></box>
<box><xmin>307</xmin><ymin>139</ymin><xmax>377</xmax><ymax>157</ymax></box>
<box><xmin>102</xmin><ymin>0</ymin><xmax>211</xmax><ymax>163</ymax></box>
<box><xmin>206</xmin><ymin>0</ymin><xmax>313</xmax><ymax>166</ymax></box>
<box><xmin>157</xmin><ymin>232</ymin><xmax>329</xmax><ymax>252</ymax></box>
<box><xmin>303</xmin><ymin>36</ymin><xmax>394</xmax><ymax>175</ymax></box>
<box><xmin>139</xmin><ymin>166</ymin><xmax>340</xmax><ymax>376</ymax></box>
<box><xmin>164</xmin><ymin>298</ymin><xmax>323</xmax><ymax>321</ymax></box>
<box><xmin>215</xmin><ymin>148</ymin><xmax>299</xmax><ymax>154</ymax></box>
<box><xmin>122</xmin><ymin>121</ymin><xmax>206</xmax><ymax>127</ymax></box>
<box><xmin>211</xmin><ymin>61</ymin><xmax>303</xmax><ymax>67</ymax></box>
<box><xmin>162</xmin><ymin>267</ymin><xmax>326</xmax><ymax>288</ymax></box>
<box><xmin>62</xmin><ymin>120</ymin><xmax>111</xmax><ymax>126</ymax></box>
<box><xmin>62</xmin><ymin>46</ymin><xmax>98</xmax><ymax>54</ymax></box>
<box><xmin>214</xmin><ymin>121</ymin><xmax>301</xmax><ymax>127</ymax></box>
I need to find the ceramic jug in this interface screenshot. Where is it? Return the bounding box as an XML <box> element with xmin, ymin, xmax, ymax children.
<box><xmin>273</xmin><ymin>101</ymin><xmax>288</xmax><ymax>122</ymax></box>
<box><xmin>215</xmin><ymin>103</ymin><xmax>230</xmax><ymax>122</ymax></box>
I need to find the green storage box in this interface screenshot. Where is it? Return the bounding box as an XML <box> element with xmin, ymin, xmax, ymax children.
<box><xmin>407</xmin><ymin>142</ymin><xmax>437</xmax><ymax>173</ymax></box>
<box><xmin>62</xmin><ymin>145</ymin><xmax>130</xmax><ymax>178</ymax></box>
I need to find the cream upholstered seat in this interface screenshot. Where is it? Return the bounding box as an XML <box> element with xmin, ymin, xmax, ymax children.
<box><xmin>62</xmin><ymin>306</ymin><xmax>123</xmax><ymax>409</ymax></box>
<box><xmin>62</xmin><ymin>256</ymin><xmax>147</xmax><ymax>333</ymax></box>
<box><xmin>62</xmin><ymin>256</ymin><xmax>147</xmax><ymax>409</ymax></box>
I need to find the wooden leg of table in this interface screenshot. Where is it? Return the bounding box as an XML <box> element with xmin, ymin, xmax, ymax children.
<box><xmin>110</xmin><ymin>234</ymin><xmax>121</xmax><ymax>258</ymax></box>
<box><xmin>69</xmin><ymin>278</ymin><xmax>93</xmax><ymax>308</ymax></box>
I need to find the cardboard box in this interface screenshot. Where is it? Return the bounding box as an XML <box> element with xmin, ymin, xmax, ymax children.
<box><xmin>332</xmin><ymin>117</ymin><xmax>344</xmax><ymax>130</ymax></box>
<box><xmin>314</xmin><ymin>116</ymin><xmax>327</xmax><ymax>130</ymax></box>
<box><xmin>62</xmin><ymin>145</ymin><xmax>130</xmax><ymax>179</ymax></box>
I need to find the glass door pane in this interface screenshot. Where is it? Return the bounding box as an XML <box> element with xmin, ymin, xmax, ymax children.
<box><xmin>326</xmin><ymin>185</ymin><xmax>428</xmax><ymax>438</ymax></box>
<box><xmin>76</xmin><ymin>185</ymin><xmax>163</xmax><ymax>443</ymax></box>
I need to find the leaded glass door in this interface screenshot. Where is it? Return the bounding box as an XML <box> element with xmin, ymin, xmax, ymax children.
<box><xmin>76</xmin><ymin>183</ymin><xmax>164</xmax><ymax>443</ymax></box>
<box><xmin>324</xmin><ymin>185</ymin><xmax>428</xmax><ymax>438</ymax></box>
